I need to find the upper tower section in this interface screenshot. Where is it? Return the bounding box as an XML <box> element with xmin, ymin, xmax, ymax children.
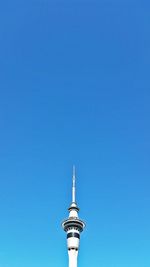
<box><xmin>68</xmin><ymin>166</ymin><xmax>79</xmax><ymax>218</ymax></box>
<box><xmin>62</xmin><ymin>167</ymin><xmax>85</xmax><ymax>233</ymax></box>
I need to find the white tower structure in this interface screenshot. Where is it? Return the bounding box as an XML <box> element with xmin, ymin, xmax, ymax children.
<box><xmin>62</xmin><ymin>167</ymin><xmax>85</xmax><ymax>267</ymax></box>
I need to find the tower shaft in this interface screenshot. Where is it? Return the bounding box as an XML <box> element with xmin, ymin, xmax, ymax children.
<box><xmin>68</xmin><ymin>250</ymin><xmax>78</xmax><ymax>267</ymax></box>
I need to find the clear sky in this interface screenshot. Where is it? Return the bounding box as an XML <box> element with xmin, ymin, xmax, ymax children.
<box><xmin>0</xmin><ymin>1</ymin><xmax>150</xmax><ymax>267</ymax></box>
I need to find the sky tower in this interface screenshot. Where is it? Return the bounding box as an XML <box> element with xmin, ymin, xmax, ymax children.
<box><xmin>62</xmin><ymin>167</ymin><xmax>86</xmax><ymax>267</ymax></box>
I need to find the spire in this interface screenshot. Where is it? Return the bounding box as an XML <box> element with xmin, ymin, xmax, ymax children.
<box><xmin>72</xmin><ymin>165</ymin><xmax>76</xmax><ymax>203</ymax></box>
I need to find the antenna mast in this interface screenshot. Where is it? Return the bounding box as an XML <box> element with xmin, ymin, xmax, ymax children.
<box><xmin>72</xmin><ymin>165</ymin><xmax>76</xmax><ymax>203</ymax></box>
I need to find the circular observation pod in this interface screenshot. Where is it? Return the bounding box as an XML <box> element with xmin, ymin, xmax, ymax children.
<box><xmin>62</xmin><ymin>218</ymin><xmax>85</xmax><ymax>232</ymax></box>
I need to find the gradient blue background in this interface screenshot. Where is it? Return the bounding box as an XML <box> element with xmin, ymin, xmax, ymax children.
<box><xmin>0</xmin><ymin>1</ymin><xmax>150</xmax><ymax>267</ymax></box>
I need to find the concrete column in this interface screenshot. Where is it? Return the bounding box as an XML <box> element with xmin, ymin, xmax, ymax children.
<box><xmin>68</xmin><ymin>249</ymin><xmax>78</xmax><ymax>267</ymax></box>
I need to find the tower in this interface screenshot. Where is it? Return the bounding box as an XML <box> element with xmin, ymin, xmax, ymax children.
<box><xmin>62</xmin><ymin>167</ymin><xmax>86</xmax><ymax>267</ymax></box>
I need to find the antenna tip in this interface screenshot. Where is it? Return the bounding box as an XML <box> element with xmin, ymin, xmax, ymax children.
<box><xmin>73</xmin><ymin>165</ymin><xmax>75</xmax><ymax>177</ymax></box>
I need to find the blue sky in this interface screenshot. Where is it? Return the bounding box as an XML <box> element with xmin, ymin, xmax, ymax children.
<box><xmin>0</xmin><ymin>1</ymin><xmax>150</xmax><ymax>267</ymax></box>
